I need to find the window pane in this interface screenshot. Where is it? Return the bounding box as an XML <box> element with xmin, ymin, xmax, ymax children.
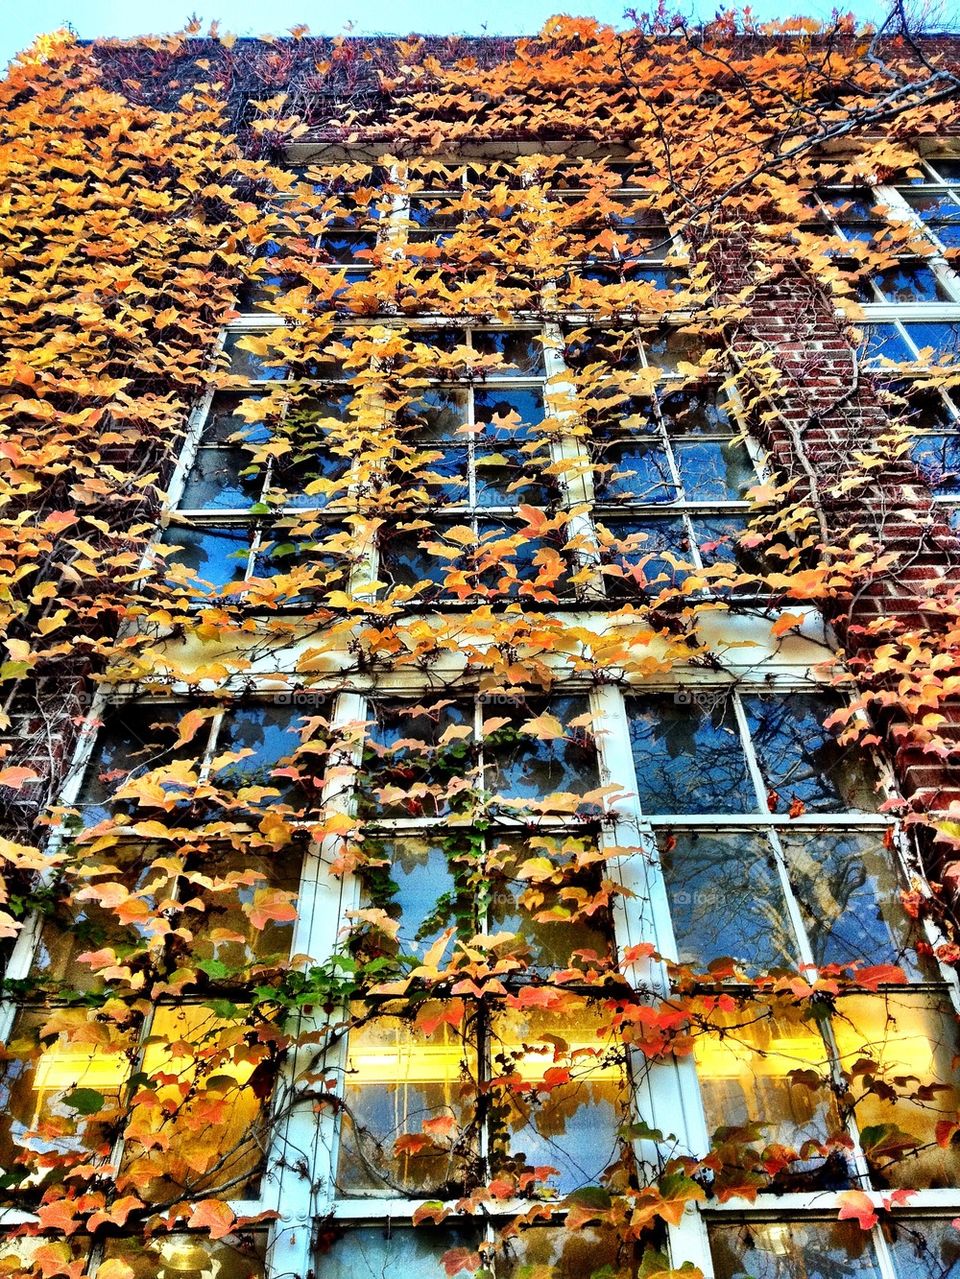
<box><xmin>183</xmin><ymin>844</ymin><xmax>301</xmax><ymax>972</ymax></box>
<box><xmin>33</xmin><ymin>842</ymin><xmax>176</xmax><ymax>991</ymax></box>
<box><xmin>492</xmin><ymin>1003</ymin><xmax>628</xmax><ymax>1195</ymax></box>
<box><xmin>205</xmin><ymin>393</ymin><xmax>271</xmax><ymax>445</ymax></box>
<box><xmin>222</xmin><ymin>334</ymin><xmax>287</xmax><ymax>381</ymax></box>
<box><xmin>0</xmin><ymin>1008</ymin><xmax>132</xmax><ymax>1178</ymax></box>
<box><xmin>317</xmin><ymin>1225</ymin><xmax>484</xmax><ymax>1279</ymax></box>
<box><xmin>593</xmin><ymin>437</ymin><xmax>677</xmax><ymax>503</ymax></box>
<box><xmin>599</xmin><ymin>516</ymin><xmax>691</xmax><ymax>596</ymax></box>
<box><xmin>860</xmin><ymin>324</ymin><xmax>913</xmax><ymax>364</ymax></box>
<box><xmin>179</xmin><ymin>447</ymin><xmax>264</xmax><ymax>510</ymax></box>
<box><xmin>360</xmin><ymin>699</ymin><xmax>475</xmax><ymax>817</ymax></box>
<box><xmin>76</xmin><ymin>704</ymin><xmax>199</xmax><ymax>827</ymax></box>
<box><xmin>674</xmin><ymin>439</ymin><xmax>756</xmax><ymax>499</ymax></box>
<box><xmin>489</xmin><ymin>833</ymin><xmax>613</xmax><ymax>971</ymax></box>
<box><xmin>500</xmin><ymin>1225</ymin><xmax>640</xmax><ymax>1279</ymax></box>
<box><xmin>741</xmin><ymin>693</ymin><xmax>880</xmax><ymax>813</ymax></box>
<box><xmin>873</xmin><ymin>263</ymin><xmax>949</xmax><ymax>303</ymax></box>
<box><xmin>691</xmin><ymin>515</ymin><xmax>759</xmax><ymax>576</ymax></box>
<box><xmin>337</xmin><ymin>1005</ymin><xmax>475</xmax><ymax>1195</ymax></box>
<box><xmin>359</xmin><ymin>836</ymin><xmax>462</xmax><ymax>955</ymax></box>
<box><xmin>883</xmin><ymin>1218</ymin><xmax>960</xmax><ymax>1279</ymax></box>
<box><xmin>162</xmin><ymin>526</ymin><xmax>252</xmax><ymax>592</ymax></box>
<box><xmin>710</xmin><ymin>1220</ymin><xmax>882</xmax><ymax>1279</ymax></box>
<box><xmin>471</xmin><ymin>330</ymin><xmax>545</xmax><ymax>375</ymax></box>
<box><xmin>658</xmin><ymin>829</ymin><xmax>796</xmax><ymax>970</ymax></box>
<box><xmin>780</xmin><ymin>830</ymin><xmax>934</xmax><ymax>978</ymax></box>
<box><xmin>103</xmin><ymin>1234</ymin><xmax>267</xmax><ymax>1279</ymax></box>
<box><xmin>483</xmin><ymin>695</ymin><xmax>599</xmax><ymax>805</ymax></box>
<box><xmin>124</xmin><ymin>1004</ymin><xmax>268</xmax><ymax>1200</ymax></box>
<box><xmin>904</xmin><ymin>322</ymin><xmax>960</xmax><ymax>364</ymax></box>
<box><xmin>212</xmin><ymin>704</ymin><xmax>322</xmax><ymax>804</ymax></box>
<box><xmin>399</xmin><ymin>389</ymin><xmax>469</xmax><ymax>442</ymax></box>
<box><xmin>911</xmin><ymin>434</ymin><xmax>960</xmax><ymax>494</ymax></box>
<box><xmin>660</xmin><ymin>384</ymin><xmax>732</xmax><ymax>434</ymax></box>
<box><xmin>627</xmin><ymin>693</ymin><xmax>756</xmax><ymax>814</ymax></box>
<box><xmin>695</xmin><ymin>1001</ymin><xmax>843</xmax><ymax>1161</ymax></box>
<box><xmin>833</xmin><ymin>992</ymin><xmax>960</xmax><ymax>1189</ymax></box>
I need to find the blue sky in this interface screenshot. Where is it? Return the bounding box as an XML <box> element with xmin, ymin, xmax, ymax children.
<box><xmin>2</xmin><ymin>0</ymin><xmax>900</xmax><ymax>70</ymax></box>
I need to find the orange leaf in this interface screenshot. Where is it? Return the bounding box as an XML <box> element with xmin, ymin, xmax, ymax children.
<box><xmin>837</xmin><ymin>1190</ymin><xmax>878</xmax><ymax>1231</ymax></box>
<box><xmin>187</xmin><ymin>1198</ymin><xmax>236</xmax><ymax>1239</ymax></box>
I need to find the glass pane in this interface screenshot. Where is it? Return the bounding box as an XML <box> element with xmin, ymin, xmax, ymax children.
<box><xmin>674</xmin><ymin>439</ymin><xmax>756</xmax><ymax>499</ymax></box>
<box><xmin>860</xmin><ymin>324</ymin><xmax>913</xmax><ymax>364</ymax></box>
<box><xmin>359</xmin><ymin>699</ymin><xmax>475</xmax><ymax>818</ymax></box>
<box><xmin>162</xmin><ymin>526</ymin><xmax>252</xmax><ymax>592</ymax></box>
<box><xmin>911</xmin><ymin>434</ymin><xmax>960</xmax><ymax>494</ymax></box>
<box><xmin>34</xmin><ymin>842</ymin><xmax>175</xmax><ymax>991</ymax></box>
<box><xmin>500</xmin><ymin>1226</ymin><xmax>639</xmax><ymax>1279</ymax></box>
<box><xmin>379</xmin><ymin>528</ymin><xmax>452</xmax><ymax>596</ymax></box>
<box><xmin>317</xmin><ymin>1225</ymin><xmax>484</xmax><ymax>1279</ymax></box>
<box><xmin>205</xmin><ymin>393</ymin><xmax>271</xmax><ymax>445</ymax></box>
<box><xmin>660</xmin><ymin>384</ymin><xmax>732</xmax><ymax>434</ymax></box>
<box><xmin>183</xmin><ymin>844</ymin><xmax>301</xmax><ymax>972</ymax></box>
<box><xmin>695</xmin><ymin>1001</ymin><xmax>843</xmax><ymax>1157</ymax></box>
<box><xmin>710</xmin><ymin>1220</ymin><xmax>882</xmax><ymax>1279</ymax></box>
<box><xmin>0</xmin><ymin>1238</ymin><xmax>86</xmax><ymax>1279</ymax></box>
<box><xmin>399</xmin><ymin>389</ymin><xmax>469</xmax><ymax>442</ymax></box>
<box><xmin>741</xmin><ymin>693</ymin><xmax>880</xmax><ymax>813</ymax></box>
<box><xmin>471</xmin><ymin>329</ymin><xmax>545</xmax><ymax>375</ymax></box>
<box><xmin>179</xmin><ymin>447</ymin><xmax>264</xmax><ymax>510</ymax></box>
<box><xmin>833</xmin><ymin>992</ymin><xmax>960</xmax><ymax>1189</ymax></box>
<box><xmin>475</xmin><ymin>444</ymin><xmax>545</xmax><ymax>507</ymax></box>
<box><xmin>317</xmin><ymin>229</ymin><xmax>377</xmax><ymax>264</ymax></box>
<box><xmin>222</xmin><ymin>334</ymin><xmax>286</xmax><ymax>381</ymax></box>
<box><xmin>873</xmin><ymin>263</ymin><xmax>949</xmax><ymax>303</ymax></box>
<box><xmin>883</xmin><ymin>1218</ymin><xmax>960</xmax><ymax>1279</ymax></box>
<box><xmin>475</xmin><ymin>388</ymin><xmax>544</xmax><ymax>440</ymax></box>
<box><xmin>337</xmin><ymin>1005</ymin><xmax>475</xmax><ymax>1195</ymax></box>
<box><xmin>0</xmin><ymin>1007</ymin><xmax>132</xmax><ymax>1177</ymax></box>
<box><xmin>904</xmin><ymin>322</ymin><xmax>960</xmax><ymax>364</ymax></box>
<box><xmin>211</xmin><ymin>704</ymin><xmax>320</xmax><ymax>805</ymax></box>
<box><xmin>492</xmin><ymin>1003</ymin><xmax>628</xmax><ymax>1195</ymax></box>
<box><xmin>250</xmin><ymin>527</ymin><xmax>348</xmax><ymax>602</ymax></box>
<box><xmin>483</xmin><ymin>695</ymin><xmax>599</xmax><ymax>805</ymax></box>
<box><xmin>360</xmin><ymin>836</ymin><xmax>463</xmax><ymax>955</ymax></box>
<box><xmin>903</xmin><ymin>191</ymin><xmax>960</xmax><ymax>222</ymax></box>
<box><xmin>104</xmin><ymin>1234</ymin><xmax>267</xmax><ymax>1279</ymax></box>
<box><xmin>489</xmin><ymin>834</ymin><xmax>613</xmax><ymax>971</ymax></box>
<box><xmin>657</xmin><ymin>829</ymin><xmax>796</xmax><ymax>970</ymax></box>
<box><xmin>640</xmin><ymin>328</ymin><xmax>706</xmax><ymax>373</ymax></box>
<box><xmin>124</xmin><ymin>1004</ymin><xmax>267</xmax><ymax>1200</ymax></box>
<box><xmin>599</xmin><ymin>516</ymin><xmax>691</xmax><ymax>596</ymax></box>
<box><xmin>76</xmin><ymin>704</ymin><xmax>199</xmax><ymax>827</ymax></box>
<box><xmin>691</xmin><ymin>515</ymin><xmax>758</xmax><ymax>575</ymax></box>
<box><xmin>563</xmin><ymin>326</ymin><xmax>641</xmax><ymax>370</ymax></box>
<box><xmin>780</xmin><ymin>830</ymin><xmax>934</xmax><ymax>978</ymax></box>
<box><xmin>627</xmin><ymin>693</ymin><xmax>756</xmax><ymax>814</ymax></box>
<box><xmin>593</xmin><ymin>437</ymin><xmax>677</xmax><ymax>503</ymax></box>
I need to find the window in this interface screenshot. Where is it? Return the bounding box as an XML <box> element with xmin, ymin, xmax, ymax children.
<box><xmin>159</xmin><ymin>336</ymin><xmax>358</xmax><ymax>606</ymax></box>
<box><xmin>623</xmin><ymin>687</ymin><xmax>958</xmax><ymax>1198</ymax></box>
<box><xmin>562</xmin><ymin>326</ymin><xmax>765</xmax><ymax>600</ymax></box>
<box><xmin>377</xmin><ymin>326</ymin><xmax>575</xmax><ymax>603</ymax></box>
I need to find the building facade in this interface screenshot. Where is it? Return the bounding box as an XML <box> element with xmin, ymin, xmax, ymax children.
<box><xmin>2</xmin><ymin>19</ymin><xmax>960</xmax><ymax>1279</ymax></box>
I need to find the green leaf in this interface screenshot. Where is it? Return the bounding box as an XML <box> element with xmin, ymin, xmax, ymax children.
<box><xmin>204</xmin><ymin>999</ymin><xmax>241</xmax><ymax>1019</ymax></box>
<box><xmin>63</xmin><ymin>1088</ymin><xmax>105</xmax><ymax>1114</ymax></box>
<box><xmin>564</xmin><ymin>1186</ymin><xmax>611</xmax><ymax>1209</ymax></box>
<box><xmin>196</xmin><ymin>958</ymin><xmax>232</xmax><ymax>979</ymax></box>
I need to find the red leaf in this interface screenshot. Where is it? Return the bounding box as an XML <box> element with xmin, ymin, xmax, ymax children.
<box><xmin>837</xmin><ymin>1190</ymin><xmax>878</xmax><ymax>1230</ymax></box>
